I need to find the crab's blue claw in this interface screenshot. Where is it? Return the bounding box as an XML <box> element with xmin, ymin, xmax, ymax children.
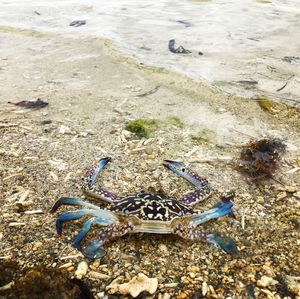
<box><xmin>50</xmin><ymin>197</ymin><xmax>101</xmax><ymax>213</ymax></box>
<box><xmin>90</xmin><ymin>157</ymin><xmax>111</xmax><ymax>185</ymax></box>
<box><xmin>207</xmin><ymin>234</ymin><xmax>238</xmax><ymax>254</ymax></box>
<box><xmin>163</xmin><ymin>159</ymin><xmax>208</xmax><ymax>190</ymax></box>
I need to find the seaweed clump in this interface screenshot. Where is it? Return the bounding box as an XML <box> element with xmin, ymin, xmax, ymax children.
<box><xmin>11</xmin><ymin>265</ymin><xmax>93</xmax><ymax>299</ymax></box>
<box><xmin>168</xmin><ymin>116</ymin><xmax>185</xmax><ymax>128</ymax></box>
<box><xmin>236</xmin><ymin>138</ymin><xmax>286</xmax><ymax>180</ymax></box>
<box><xmin>125</xmin><ymin>119</ymin><xmax>160</xmax><ymax>138</ymax></box>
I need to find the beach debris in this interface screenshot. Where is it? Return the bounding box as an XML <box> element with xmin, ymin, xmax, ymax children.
<box><xmin>48</xmin><ymin>159</ymin><xmax>68</xmax><ymax>171</ymax></box>
<box><xmin>136</xmin><ymin>85</ymin><xmax>160</xmax><ymax>97</ymax></box>
<box><xmin>69</xmin><ymin>20</ymin><xmax>86</xmax><ymax>27</ymax></box>
<box><xmin>282</xmin><ymin>56</ymin><xmax>299</xmax><ymax>64</ymax></box>
<box><xmin>257</xmin><ymin>275</ymin><xmax>278</xmax><ymax>287</ymax></box>
<box><xmin>236</xmin><ymin>80</ymin><xmax>258</xmax><ymax>86</ymax></box>
<box><xmin>168</xmin><ymin>116</ymin><xmax>184</xmax><ymax>128</ymax></box>
<box><xmin>168</xmin><ymin>39</ymin><xmax>191</xmax><ymax>54</ymax></box>
<box><xmin>8</xmin><ymin>98</ymin><xmax>48</xmax><ymax>109</ymax></box>
<box><xmin>74</xmin><ymin>261</ymin><xmax>88</xmax><ymax>279</ymax></box>
<box><xmin>125</xmin><ymin>118</ymin><xmax>161</xmax><ymax>138</ymax></box>
<box><xmin>106</xmin><ymin>273</ymin><xmax>158</xmax><ymax>297</ymax></box>
<box><xmin>177</xmin><ymin>20</ymin><xmax>193</xmax><ymax>27</ymax></box>
<box><xmin>254</xmin><ymin>96</ymin><xmax>273</xmax><ymax>112</ymax></box>
<box><xmin>58</xmin><ymin>125</ymin><xmax>75</xmax><ymax>135</ymax></box>
<box><xmin>10</xmin><ymin>265</ymin><xmax>94</xmax><ymax>299</ymax></box>
<box><xmin>276</xmin><ymin>75</ymin><xmax>294</xmax><ymax>92</ymax></box>
<box><xmin>236</xmin><ymin>138</ymin><xmax>286</xmax><ymax>180</ymax></box>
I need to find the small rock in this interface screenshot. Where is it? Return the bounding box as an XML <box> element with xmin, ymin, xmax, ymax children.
<box><xmin>58</xmin><ymin>125</ymin><xmax>75</xmax><ymax>135</ymax></box>
<box><xmin>257</xmin><ymin>275</ymin><xmax>278</xmax><ymax>287</ymax></box>
<box><xmin>75</xmin><ymin>261</ymin><xmax>88</xmax><ymax>279</ymax></box>
<box><xmin>276</xmin><ymin>192</ymin><xmax>287</xmax><ymax>201</ymax></box>
<box><xmin>41</xmin><ymin>119</ymin><xmax>52</xmax><ymax>125</ymax></box>
<box><xmin>256</xmin><ymin>196</ymin><xmax>264</xmax><ymax>204</ymax></box>
<box><xmin>89</xmin><ymin>271</ymin><xmax>110</xmax><ymax>280</ymax></box>
<box><xmin>293</xmin><ymin>191</ymin><xmax>300</xmax><ymax>199</ymax></box>
<box><xmin>158</xmin><ymin>244</ymin><xmax>168</xmax><ymax>254</ymax></box>
<box><xmin>202</xmin><ymin>281</ymin><xmax>208</xmax><ymax>296</ymax></box>
<box><xmin>107</xmin><ymin>273</ymin><xmax>158</xmax><ymax>297</ymax></box>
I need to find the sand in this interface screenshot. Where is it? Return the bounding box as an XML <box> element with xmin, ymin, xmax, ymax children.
<box><xmin>0</xmin><ymin>27</ymin><xmax>300</xmax><ymax>298</ymax></box>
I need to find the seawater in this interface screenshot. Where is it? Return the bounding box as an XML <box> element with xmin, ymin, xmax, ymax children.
<box><xmin>1</xmin><ymin>0</ymin><xmax>299</xmax><ymax>105</ymax></box>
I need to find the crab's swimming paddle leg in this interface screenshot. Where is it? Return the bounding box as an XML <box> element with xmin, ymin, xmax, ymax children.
<box><xmin>79</xmin><ymin>221</ymin><xmax>135</xmax><ymax>260</ymax></box>
<box><xmin>189</xmin><ymin>194</ymin><xmax>235</xmax><ymax>226</ymax></box>
<box><xmin>163</xmin><ymin>160</ymin><xmax>211</xmax><ymax>205</ymax></box>
<box><xmin>173</xmin><ymin>224</ymin><xmax>237</xmax><ymax>254</ymax></box>
<box><xmin>82</xmin><ymin>157</ymin><xmax>121</xmax><ymax>203</ymax></box>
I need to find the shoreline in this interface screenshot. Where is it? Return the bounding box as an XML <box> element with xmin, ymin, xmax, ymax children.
<box><xmin>1</xmin><ymin>27</ymin><xmax>300</xmax><ymax>298</ymax></box>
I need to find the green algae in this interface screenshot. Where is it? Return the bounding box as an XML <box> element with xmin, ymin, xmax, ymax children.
<box><xmin>168</xmin><ymin>116</ymin><xmax>185</xmax><ymax>128</ymax></box>
<box><xmin>191</xmin><ymin>128</ymin><xmax>216</xmax><ymax>144</ymax></box>
<box><xmin>125</xmin><ymin>119</ymin><xmax>161</xmax><ymax>138</ymax></box>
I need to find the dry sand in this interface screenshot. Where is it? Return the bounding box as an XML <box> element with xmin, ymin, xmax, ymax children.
<box><xmin>0</xmin><ymin>27</ymin><xmax>300</xmax><ymax>298</ymax></box>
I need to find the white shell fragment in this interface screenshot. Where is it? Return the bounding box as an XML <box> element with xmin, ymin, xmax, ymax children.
<box><xmin>74</xmin><ymin>261</ymin><xmax>88</xmax><ymax>279</ymax></box>
<box><xmin>106</xmin><ymin>273</ymin><xmax>158</xmax><ymax>297</ymax></box>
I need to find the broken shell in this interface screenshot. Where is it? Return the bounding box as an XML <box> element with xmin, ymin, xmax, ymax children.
<box><xmin>257</xmin><ymin>275</ymin><xmax>278</xmax><ymax>287</ymax></box>
<box><xmin>106</xmin><ymin>273</ymin><xmax>158</xmax><ymax>297</ymax></box>
<box><xmin>74</xmin><ymin>261</ymin><xmax>88</xmax><ymax>279</ymax></box>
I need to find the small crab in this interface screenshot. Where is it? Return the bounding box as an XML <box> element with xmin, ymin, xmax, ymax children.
<box><xmin>51</xmin><ymin>157</ymin><xmax>237</xmax><ymax>259</ymax></box>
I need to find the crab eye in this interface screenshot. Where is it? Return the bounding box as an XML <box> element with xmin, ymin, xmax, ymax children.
<box><xmin>182</xmin><ymin>168</ymin><xmax>186</xmax><ymax>172</ymax></box>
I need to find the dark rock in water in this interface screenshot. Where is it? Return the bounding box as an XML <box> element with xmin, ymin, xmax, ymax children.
<box><xmin>282</xmin><ymin>56</ymin><xmax>299</xmax><ymax>63</ymax></box>
<box><xmin>70</xmin><ymin>20</ymin><xmax>86</xmax><ymax>27</ymax></box>
<box><xmin>8</xmin><ymin>98</ymin><xmax>48</xmax><ymax>109</ymax></box>
<box><xmin>177</xmin><ymin>20</ymin><xmax>193</xmax><ymax>27</ymax></box>
<box><xmin>168</xmin><ymin>39</ymin><xmax>191</xmax><ymax>54</ymax></box>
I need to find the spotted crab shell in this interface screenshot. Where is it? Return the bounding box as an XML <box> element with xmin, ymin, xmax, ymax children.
<box><xmin>110</xmin><ymin>192</ymin><xmax>195</xmax><ymax>221</ymax></box>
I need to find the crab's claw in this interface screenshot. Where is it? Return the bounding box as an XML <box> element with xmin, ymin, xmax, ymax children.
<box><xmin>89</xmin><ymin>157</ymin><xmax>111</xmax><ymax>185</ymax></box>
<box><xmin>163</xmin><ymin>159</ymin><xmax>208</xmax><ymax>190</ymax></box>
<box><xmin>206</xmin><ymin>234</ymin><xmax>238</xmax><ymax>254</ymax></box>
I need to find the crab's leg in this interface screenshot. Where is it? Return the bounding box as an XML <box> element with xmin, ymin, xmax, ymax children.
<box><xmin>173</xmin><ymin>225</ymin><xmax>237</xmax><ymax>254</ymax></box>
<box><xmin>163</xmin><ymin>160</ymin><xmax>211</xmax><ymax>205</ymax></box>
<box><xmin>54</xmin><ymin>209</ymin><xmax>118</xmax><ymax>235</ymax></box>
<box><xmin>82</xmin><ymin>157</ymin><xmax>121</xmax><ymax>203</ymax></box>
<box><xmin>50</xmin><ymin>197</ymin><xmax>102</xmax><ymax>213</ymax></box>
<box><xmin>189</xmin><ymin>193</ymin><xmax>235</xmax><ymax>226</ymax></box>
<box><xmin>77</xmin><ymin>221</ymin><xmax>135</xmax><ymax>260</ymax></box>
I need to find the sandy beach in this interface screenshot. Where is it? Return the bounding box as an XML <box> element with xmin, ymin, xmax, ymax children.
<box><xmin>0</xmin><ymin>26</ymin><xmax>300</xmax><ymax>298</ymax></box>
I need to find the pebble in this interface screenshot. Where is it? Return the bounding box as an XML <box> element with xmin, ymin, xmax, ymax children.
<box><xmin>276</xmin><ymin>192</ymin><xmax>287</xmax><ymax>201</ymax></box>
<box><xmin>74</xmin><ymin>261</ymin><xmax>88</xmax><ymax>279</ymax></box>
<box><xmin>257</xmin><ymin>275</ymin><xmax>278</xmax><ymax>287</ymax></box>
<box><xmin>256</xmin><ymin>196</ymin><xmax>264</xmax><ymax>204</ymax></box>
<box><xmin>106</xmin><ymin>273</ymin><xmax>158</xmax><ymax>297</ymax></box>
<box><xmin>293</xmin><ymin>191</ymin><xmax>300</xmax><ymax>199</ymax></box>
<box><xmin>41</xmin><ymin>119</ymin><xmax>52</xmax><ymax>125</ymax></box>
<box><xmin>158</xmin><ymin>244</ymin><xmax>168</xmax><ymax>254</ymax></box>
<box><xmin>89</xmin><ymin>271</ymin><xmax>110</xmax><ymax>280</ymax></box>
<box><xmin>202</xmin><ymin>281</ymin><xmax>208</xmax><ymax>296</ymax></box>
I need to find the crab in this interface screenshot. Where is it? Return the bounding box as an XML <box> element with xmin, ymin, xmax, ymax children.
<box><xmin>51</xmin><ymin>157</ymin><xmax>237</xmax><ymax>259</ymax></box>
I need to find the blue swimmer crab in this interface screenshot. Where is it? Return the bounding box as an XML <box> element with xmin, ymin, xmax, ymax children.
<box><xmin>51</xmin><ymin>157</ymin><xmax>237</xmax><ymax>259</ymax></box>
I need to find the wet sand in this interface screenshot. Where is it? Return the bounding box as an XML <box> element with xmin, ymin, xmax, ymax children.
<box><xmin>0</xmin><ymin>28</ymin><xmax>300</xmax><ymax>298</ymax></box>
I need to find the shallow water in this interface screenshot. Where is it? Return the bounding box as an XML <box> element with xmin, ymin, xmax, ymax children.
<box><xmin>1</xmin><ymin>0</ymin><xmax>300</xmax><ymax>105</ymax></box>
